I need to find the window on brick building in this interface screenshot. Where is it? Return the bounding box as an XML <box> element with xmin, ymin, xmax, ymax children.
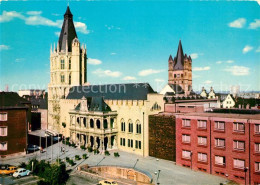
<box><xmin>198</xmin><ymin>120</ymin><xmax>207</xmax><ymax>129</ymax></box>
<box><xmin>182</xmin><ymin>119</ymin><xmax>191</xmax><ymax>127</ymax></box>
<box><xmin>198</xmin><ymin>136</ymin><xmax>207</xmax><ymax>146</ymax></box>
<box><xmin>255</xmin><ymin>162</ymin><xmax>260</xmax><ymax>172</ymax></box>
<box><xmin>182</xmin><ymin>134</ymin><xmax>190</xmax><ymax>143</ymax></box>
<box><xmin>0</xmin><ymin>127</ymin><xmax>7</xmax><ymax>136</ymax></box>
<box><xmin>0</xmin><ymin>113</ymin><xmax>7</xmax><ymax>121</ymax></box>
<box><xmin>182</xmin><ymin>150</ymin><xmax>191</xmax><ymax>159</ymax></box>
<box><xmin>255</xmin><ymin>143</ymin><xmax>260</xmax><ymax>153</ymax></box>
<box><xmin>214</xmin><ymin>121</ymin><xmax>225</xmax><ymax>131</ymax></box>
<box><xmin>215</xmin><ymin>138</ymin><xmax>225</xmax><ymax>148</ymax></box>
<box><xmin>233</xmin><ymin>140</ymin><xmax>245</xmax><ymax>151</ymax></box>
<box><xmin>0</xmin><ymin>142</ymin><xmax>7</xmax><ymax>151</ymax></box>
<box><xmin>233</xmin><ymin>122</ymin><xmax>245</xmax><ymax>133</ymax></box>
<box><xmin>215</xmin><ymin>155</ymin><xmax>225</xmax><ymax>165</ymax></box>
<box><xmin>255</xmin><ymin>124</ymin><xmax>260</xmax><ymax>134</ymax></box>
<box><xmin>233</xmin><ymin>159</ymin><xmax>245</xmax><ymax>169</ymax></box>
<box><xmin>198</xmin><ymin>153</ymin><xmax>207</xmax><ymax>162</ymax></box>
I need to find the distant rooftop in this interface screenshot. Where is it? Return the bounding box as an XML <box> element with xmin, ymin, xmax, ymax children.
<box><xmin>0</xmin><ymin>92</ymin><xmax>30</xmax><ymax>109</ymax></box>
<box><xmin>66</xmin><ymin>83</ymin><xmax>155</xmax><ymax>100</ymax></box>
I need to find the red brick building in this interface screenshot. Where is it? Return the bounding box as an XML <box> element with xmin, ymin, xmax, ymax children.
<box><xmin>176</xmin><ymin>111</ymin><xmax>260</xmax><ymax>185</ymax></box>
<box><xmin>0</xmin><ymin>92</ymin><xmax>31</xmax><ymax>156</ymax></box>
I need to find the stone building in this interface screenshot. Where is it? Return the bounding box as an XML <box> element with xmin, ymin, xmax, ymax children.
<box><xmin>47</xmin><ymin>6</ymin><xmax>164</xmax><ymax>156</ymax></box>
<box><xmin>168</xmin><ymin>40</ymin><xmax>192</xmax><ymax>96</ymax></box>
<box><xmin>48</xmin><ymin>6</ymin><xmax>87</xmax><ymax>132</ymax></box>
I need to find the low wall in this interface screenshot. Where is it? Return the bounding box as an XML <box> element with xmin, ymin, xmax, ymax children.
<box><xmin>79</xmin><ymin>165</ymin><xmax>152</xmax><ymax>185</ymax></box>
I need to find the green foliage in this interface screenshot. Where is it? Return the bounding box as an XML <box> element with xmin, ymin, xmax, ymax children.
<box><xmin>94</xmin><ymin>149</ymin><xmax>100</xmax><ymax>154</ymax></box>
<box><xmin>80</xmin><ymin>145</ymin><xmax>86</xmax><ymax>150</ymax></box>
<box><xmin>75</xmin><ymin>155</ymin><xmax>81</xmax><ymax>160</ymax></box>
<box><xmin>19</xmin><ymin>162</ymin><xmax>27</xmax><ymax>168</ymax></box>
<box><xmin>26</xmin><ymin>159</ymin><xmax>69</xmax><ymax>185</ymax></box>
<box><xmin>87</xmin><ymin>146</ymin><xmax>93</xmax><ymax>152</ymax></box>
<box><xmin>67</xmin><ymin>159</ymin><xmax>75</xmax><ymax>166</ymax></box>
<box><xmin>62</xmin><ymin>122</ymin><xmax>66</xmax><ymax>128</ymax></box>
<box><xmin>105</xmin><ymin>150</ymin><xmax>110</xmax><ymax>156</ymax></box>
<box><xmin>114</xmin><ymin>152</ymin><xmax>120</xmax><ymax>157</ymax></box>
<box><xmin>65</xmin><ymin>157</ymin><xmax>70</xmax><ymax>162</ymax></box>
<box><xmin>82</xmin><ymin>154</ymin><xmax>88</xmax><ymax>159</ymax></box>
<box><xmin>71</xmin><ymin>143</ymin><xmax>76</xmax><ymax>148</ymax></box>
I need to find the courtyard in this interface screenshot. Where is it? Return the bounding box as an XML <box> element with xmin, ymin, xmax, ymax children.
<box><xmin>0</xmin><ymin>142</ymin><xmax>231</xmax><ymax>185</ymax></box>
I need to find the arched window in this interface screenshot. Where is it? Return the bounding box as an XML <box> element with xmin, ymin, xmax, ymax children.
<box><xmin>121</xmin><ymin>119</ymin><xmax>125</xmax><ymax>132</ymax></box>
<box><xmin>69</xmin><ymin>74</ymin><xmax>71</xmax><ymax>85</ymax></box>
<box><xmin>136</xmin><ymin>120</ymin><xmax>141</xmax><ymax>134</ymax></box>
<box><xmin>69</xmin><ymin>58</ymin><xmax>71</xmax><ymax>69</ymax></box>
<box><xmin>96</xmin><ymin>119</ymin><xmax>101</xmax><ymax>129</ymax></box>
<box><xmin>103</xmin><ymin>119</ymin><xmax>108</xmax><ymax>129</ymax></box>
<box><xmin>90</xmin><ymin>119</ymin><xmax>94</xmax><ymax>128</ymax></box>
<box><xmin>61</xmin><ymin>59</ymin><xmax>65</xmax><ymax>69</ymax></box>
<box><xmin>110</xmin><ymin>118</ymin><xmax>114</xmax><ymax>129</ymax></box>
<box><xmin>128</xmin><ymin>120</ymin><xmax>133</xmax><ymax>133</ymax></box>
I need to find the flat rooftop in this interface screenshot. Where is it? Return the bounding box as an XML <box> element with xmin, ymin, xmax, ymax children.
<box><xmin>179</xmin><ymin>112</ymin><xmax>260</xmax><ymax>120</ymax></box>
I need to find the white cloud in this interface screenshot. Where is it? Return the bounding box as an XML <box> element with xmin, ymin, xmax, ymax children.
<box><xmin>155</xmin><ymin>79</ymin><xmax>165</xmax><ymax>82</ymax></box>
<box><xmin>224</xmin><ymin>65</ymin><xmax>250</xmax><ymax>76</ymax></box>
<box><xmin>138</xmin><ymin>69</ymin><xmax>164</xmax><ymax>76</ymax></box>
<box><xmin>0</xmin><ymin>11</ymin><xmax>25</xmax><ymax>22</ymax></box>
<box><xmin>88</xmin><ymin>58</ymin><xmax>102</xmax><ymax>65</ymax></box>
<box><xmin>216</xmin><ymin>61</ymin><xmax>222</xmax><ymax>64</ymax></box>
<box><xmin>228</xmin><ymin>18</ymin><xmax>246</xmax><ymax>28</ymax></box>
<box><xmin>249</xmin><ymin>19</ymin><xmax>260</xmax><ymax>29</ymax></box>
<box><xmin>242</xmin><ymin>45</ymin><xmax>253</xmax><ymax>54</ymax></box>
<box><xmin>226</xmin><ymin>60</ymin><xmax>234</xmax><ymax>63</ymax></box>
<box><xmin>15</xmin><ymin>58</ymin><xmax>25</xmax><ymax>62</ymax></box>
<box><xmin>193</xmin><ymin>66</ymin><xmax>210</xmax><ymax>71</ymax></box>
<box><xmin>256</xmin><ymin>46</ymin><xmax>260</xmax><ymax>52</ymax></box>
<box><xmin>122</xmin><ymin>76</ymin><xmax>136</xmax><ymax>80</ymax></box>
<box><xmin>26</xmin><ymin>11</ymin><xmax>42</xmax><ymax>15</ymax></box>
<box><xmin>110</xmin><ymin>53</ymin><xmax>116</xmax><ymax>55</ymax></box>
<box><xmin>93</xmin><ymin>69</ymin><xmax>122</xmax><ymax>77</ymax></box>
<box><xmin>54</xmin><ymin>32</ymin><xmax>60</xmax><ymax>37</ymax></box>
<box><xmin>190</xmin><ymin>53</ymin><xmax>199</xmax><ymax>59</ymax></box>
<box><xmin>204</xmin><ymin>80</ymin><xmax>212</xmax><ymax>84</ymax></box>
<box><xmin>74</xmin><ymin>21</ymin><xmax>90</xmax><ymax>34</ymax></box>
<box><xmin>0</xmin><ymin>11</ymin><xmax>90</xmax><ymax>34</ymax></box>
<box><xmin>105</xmin><ymin>25</ymin><xmax>120</xmax><ymax>30</ymax></box>
<box><xmin>0</xmin><ymin>45</ymin><xmax>10</xmax><ymax>51</ymax></box>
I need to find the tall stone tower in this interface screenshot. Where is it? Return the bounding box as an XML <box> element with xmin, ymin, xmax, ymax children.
<box><xmin>48</xmin><ymin>6</ymin><xmax>87</xmax><ymax>132</ymax></box>
<box><xmin>168</xmin><ymin>40</ymin><xmax>192</xmax><ymax>95</ymax></box>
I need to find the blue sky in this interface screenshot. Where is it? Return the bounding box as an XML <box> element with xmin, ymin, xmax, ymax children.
<box><xmin>0</xmin><ymin>0</ymin><xmax>259</xmax><ymax>93</ymax></box>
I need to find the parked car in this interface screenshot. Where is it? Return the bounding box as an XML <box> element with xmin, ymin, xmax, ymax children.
<box><xmin>0</xmin><ymin>164</ymin><xmax>10</xmax><ymax>174</ymax></box>
<box><xmin>27</xmin><ymin>144</ymin><xmax>40</xmax><ymax>152</ymax></box>
<box><xmin>1</xmin><ymin>166</ymin><xmax>17</xmax><ymax>175</ymax></box>
<box><xmin>98</xmin><ymin>179</ymin><xmax>118</xmax><ymax>185</ymax></box>
<box><xmin>13</xmin><ymin>168</ymin><xmax>31</xmax><ymax>178</ymax></box>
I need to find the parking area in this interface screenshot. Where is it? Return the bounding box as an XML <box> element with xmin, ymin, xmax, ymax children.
<box><xmin>2</xmin><ymin>142</ymin><xmax>230</xmax><ymax>185</ymax></box>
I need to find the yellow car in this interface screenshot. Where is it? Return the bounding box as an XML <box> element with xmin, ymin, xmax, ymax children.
<box><xmin>1</xmin><ymin>166</ymin><xmax>18</xmax><ymax>175</ymax></box>
<box><xmin>98</xmin><ymin>179</ymin><xmax>118</xmax><ymax>185</ymax></box>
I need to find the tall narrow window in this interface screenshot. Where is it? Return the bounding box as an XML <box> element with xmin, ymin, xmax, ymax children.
<box><xmin>61</xmin><ymin>75</ymin><xmax>65</xmax><ymax>83</ymax></box>
<box><xmin>255</xmin><ymin>124</ymin><xmax>260</xmax><ymax>134</ymax></box>
<box><xmin>69</xmin><ymin>74</ymin><xmax>71</xmax><ymax>85</ymax></box>
<box><xmin>61</xmin><ymin>59</ymin><xmax>65</xmax><ymax>69</ymax></box>
<box><xmin>69</xmin><ymin>58</ymin><xmax>71</xmax><ymax>69</ymax></box>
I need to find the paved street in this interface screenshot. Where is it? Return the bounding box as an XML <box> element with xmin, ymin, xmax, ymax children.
<box><xmin>1</xmin><ymin>142</ymin><xmax>230</xmax><ymax>185</ymax></box>
<box><xmin>0</xmin><ymin>175</ymin><xmax>38</xmax><ymax>185</ymax></box>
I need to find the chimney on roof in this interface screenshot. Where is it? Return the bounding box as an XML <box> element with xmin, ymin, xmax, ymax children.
<box><xmin>5</xmin><ymin>84</ymin><xmax>9</xmax><ymax>92</ymax></box>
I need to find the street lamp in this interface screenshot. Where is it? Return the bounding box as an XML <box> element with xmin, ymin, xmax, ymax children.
<box><xmin>133</xmin><ymin>159</ymin><xmax>139</xmax><ymax>169</ymax></box>
<box><xmin>154</xmin><ymin>170</ymin><xmax>161</xmax><ymax>185</ymax></box>
<box><xmin>244</xmin><ymin>167</ymin><xmax>248</xmax><ymax>185</ymax></box>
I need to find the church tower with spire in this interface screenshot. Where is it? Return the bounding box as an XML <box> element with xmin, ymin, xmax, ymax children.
<box><xmin>48</xmin><ymin>6</ymin><xmax>87</xmax><ymax>131</ymax></box>
<box><xmin>168</xmin><ymin>40</ymin><xmax>192</xmax><ymax>95</ymax></box>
